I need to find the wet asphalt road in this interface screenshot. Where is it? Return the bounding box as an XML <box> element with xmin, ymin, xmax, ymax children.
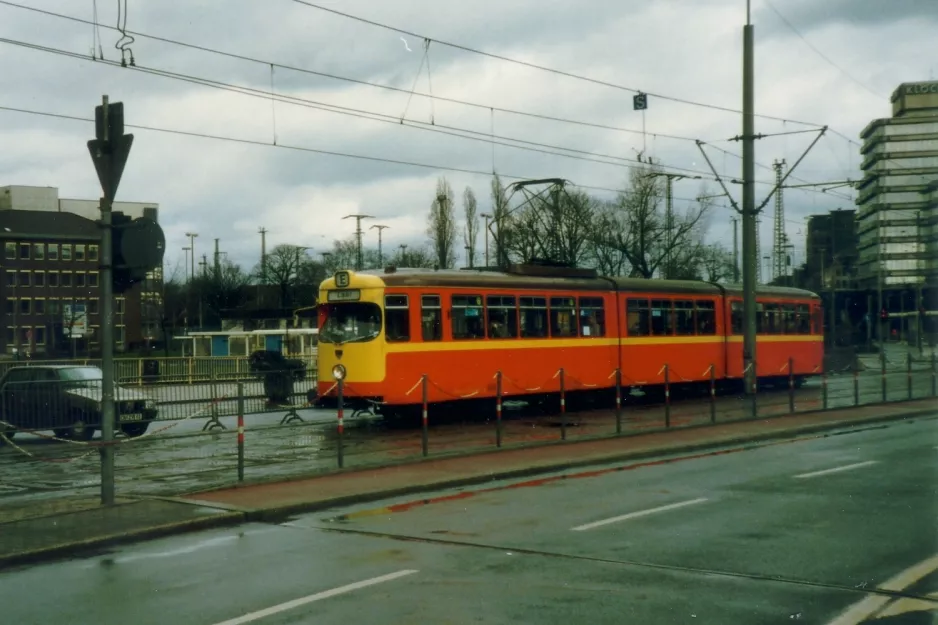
<box><xmin>0</xmin><ymin>369</ymin><xmax>935</xmax><ymax>510</ymax></box>
<box><xmin>1</xmin><ymin>414</ymin><xmax>936</xmax><ymax>624</ymax></box>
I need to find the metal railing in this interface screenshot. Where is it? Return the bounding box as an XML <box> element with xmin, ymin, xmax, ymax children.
<box><xmin>1</xmin><ymin>353</ymin><xmax>935</xmax><ymax>510</ymax></box>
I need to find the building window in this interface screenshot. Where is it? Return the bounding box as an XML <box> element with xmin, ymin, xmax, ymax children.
<box><xmin>61</xmin><ymin>244</ymin><xmax>72</xmax><ymax>261</ymax></box>
<box><xmin>4</xmin><ymin>299</ymin><xmax>14</xmax><ymax>315</ymax></box>
<box><xmin>4</xmin><ymin>242</ymin><xmax>14</xmax><ymax>259</ymax></box>
<box><xmin>48</xmin><ymin>299</ymin><xmax>59</xmax><ymax>315</ymax></box>
<box><xmin>34</xmin><ymin>299</ymin><xmax>45</xmax><ymax>315</ymax></box>
<box><xmin>4</xmin><ymin>270</ymin><xmax>14</xmax><ymax>286</ymax></box>
<box><xmin>384</xmin><ymin>295</ymin><xmax>410</xmax><ymax>342</ymax></box>
<box><xmin>75</xmin><ymin>272</ymin><xmax>86</xmax><ymax>287</ymax></box>
<box><xmin>34</xmin><ymin>327</ymin><xmax>46</xmax><ymax>346</ymax></box>
<box><xmin>88</xmin><ymin>300</ymin><xmax>99</xmax><ymax>315</ymax></box>
<box><xmin>47</xmin><ymin>271</ymin><xmax>59</xmax><ymax>287</ymax></box>
<box><xmin>116</xmin><ymin>298</ymin><xmax>125</xmax><ymax>314</ymax></box>
<box><xmin>48</xmin><ymin>244</ymin><xmax>58</xmax><ymax>261</ymax></box>
<box><xmin>88</xmin><ymin>272</ymin><xmax>99</xmax><ymax>287</ymax></box>
<box><xmin>60</xmin><ymin>272</ymin><xmax>72</xmax><ymax>287</ymax></box>
<box><xmin>18</xmin><ymin>271</ymin><xmax>29</xmax><ymax>287</ymax></box>
<box><xmin>116</xmin><ymin>326</ymin><xmax>126</xmax><ymax>346</ymax></box>
<box><xmin>5</xmin><ymin>327</ymin><xmax>13</xmax><ymax>345</ymax></box>
<box><xmin>18</xmin><ymin>243</ymin><xmax>29</xmax><ymax>260</ymax></box>
<box><xmin>75</xmin><ymin>244</ymin><xmax>86</xmax><ymax>261</ymax></box>
<box><xmin>88</xmin><ymin>245</ymin><xmax>99</xmax><ymax>262</ymax></box>
<box><xmin>33</xmin><ymin>243</ymin><xmax>44</xmax><ymax>260</ymax></box>
<box><xmin>19</xmin><ymin>299</ymin><xmax>30</xmax><ymax>315</ymax></box>
<box><xmin>32</xmin><ymin>271</ymin><xmax>45</xmax><ymax>287</ymax></box>
<box><xmin>420</xmin><ymin>295</ymin><xmax>442</xmax><ymax>341</ymax></box>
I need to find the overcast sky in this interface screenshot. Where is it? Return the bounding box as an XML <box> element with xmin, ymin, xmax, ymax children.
<box><xmin>0</xmin><ymin>0</ymin><xmax>934</xmax><ymax>276</ymax></box>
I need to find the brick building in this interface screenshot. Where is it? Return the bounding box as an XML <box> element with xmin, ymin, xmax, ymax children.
<box><xmin>0</xmin><ymin>186</ymin><xmax>161</xmax><ymax>357</ymax></box>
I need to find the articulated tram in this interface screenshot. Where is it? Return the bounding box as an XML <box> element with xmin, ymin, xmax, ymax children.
<box><xmin>312</xmin><ymin>265</ymin><xmax>823</xmax><ymax>419</ymax></box>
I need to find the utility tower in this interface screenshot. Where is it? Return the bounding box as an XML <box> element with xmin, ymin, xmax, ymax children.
<box><xmin>754</xmin><ymin>218</ymin><xmax>762</xmax><ymax>284</ymax></box>
<box><xmin>370</xmin><ymin>224</ymin><xmax>389</xmax><ymax>267</ymax></box>
<box><xmin>185</xmin><ymin>232</ymin><xmax>198</xmax><ymax>282</ymax></box>
<box><xmin>772</xmin><ymin>159</ymin><xmax>788</xmax><ymax>281</ymax></box>
<box><xmin>343</xmin><ymin>214</ymin><xmax>374</xmax><ymax>270</ymax></box>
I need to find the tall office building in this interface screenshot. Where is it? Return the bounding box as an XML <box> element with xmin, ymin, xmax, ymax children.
<box><xmin>855</xmin><ymin>82</ymin><xmax>938</xmax><ymax>295</ymax></box>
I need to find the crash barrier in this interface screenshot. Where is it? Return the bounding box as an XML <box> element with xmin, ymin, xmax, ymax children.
<box><xmin>0</xmin><ymin>353</ymin><xmax>935</xmax><ymax>502</ymax></box>
<box><xmin>0</xmin><ymin>355</ymin><xmax>317</xmax><ymax>387</ymax></box>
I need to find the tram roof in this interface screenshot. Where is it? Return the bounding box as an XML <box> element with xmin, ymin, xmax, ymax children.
<box><xmin>349</xmin><ymin>268</ymin><xmax>818</xmax><ymax>299</ymax></box>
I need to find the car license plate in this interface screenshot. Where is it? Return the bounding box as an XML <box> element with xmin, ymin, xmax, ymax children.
<box><xmin>121</xmin><ymin>413</ymin><xmax>143</xmax><ymax>422</ymax></box>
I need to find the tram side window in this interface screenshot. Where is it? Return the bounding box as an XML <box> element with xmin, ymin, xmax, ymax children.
<box><xmin>731</xmin><ymin>301</ymin><xmax>743</xmax><ymax>335</ymax></box>
<box><xmin>755</xmin><ymin>302</ymin><xmax>766</xmax><ymax>333</ymax></box>
<box><xmin>578</xmin><ymin>297</ymin><xmax>605</xmax><ymax>337</ymax></box>
<box><xmin>674</xmin><ymin>300</ymin><xmax>695</xmax><ymax>336</ymax></box>
<box><xmin>796</xmin><ymin>304</ymin><xmax>811</xmax><ymax>334</ymax></box>
<box><xmin>486</xmin><ymin>295</ymin><xmax>518</xmax><ymax>338</ymax></box>
<box><xmin>650</xmin><ymin>299</ymin><xmax>672</xmax><ymax>336</ymax></box>
<box><xmin>782</xmin><ymin>305</ymin><xmax>797</xmax><ymax>334</ymax></box>
<box><xmin>764</xmin><ymin>303</ymin><xmax>782</xmax><ymax>334</ymax></box>
<box><xmin>421</xmin><ymin>295</ymin><xmax>443</xmax><ymax>341</ymax></box>
<box><xmin>519</xmin><ymin>297</ymin><xmax>548</xmax><ymax>338</ymax></box>
<box><xmin>549</xmin><ymin>297</ymin><xmax>577</xmax><ymax>337</ymax></box>
<box><xmin>627</xmin><ymin>299</ymin><xmax>650</xmax><ymax>336</ymax></box>
<box><xmin>385</xmin><ymin>295</ymin><xmax>410</xmax><ymax>342</ymax></box>
<box><xmin>696</xmin><ymin>300</ymin><xmax>716</xmax><ymax>335</ymax></box>
<box><xmin>451</xmin><ymin>295</ymin><xmax>485</xmax><ymax>339</ymax></box>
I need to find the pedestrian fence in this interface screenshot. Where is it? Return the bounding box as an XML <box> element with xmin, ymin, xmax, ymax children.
<box><xmin>1</xmin><ymin>352</ymin><xmax>936</xmax><ymax>501</ymax></box>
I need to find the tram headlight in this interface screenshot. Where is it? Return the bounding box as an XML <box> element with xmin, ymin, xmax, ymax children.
<box><xmin>332</xmin><ymin>364</ymin><xmax>347</xmax><ymax>381</ymax></box>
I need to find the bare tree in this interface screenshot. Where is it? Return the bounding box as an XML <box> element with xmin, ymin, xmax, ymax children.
<box><xmin>699</xmin><ymin>243</ymin><xmax>736</xmax><ymax>283</ymax></box>
<box><xmin>320</xmin><ymin>238</ymin><xmax>381</xmax><ymax>274</ymax></box>
<box><xmin>505</xmin><ymin>184</ymin><xmax>595</xmax><ymax>267</ymax></box>
<box><xmin>591</xmin><ymin>165</ymin><xmax>713</xmax><ymax>279</ymax></box>
<box><xmin>427</xmin><ymin>177</ymin><xmax>457</xmax><ymax>269</ymax></box>
<box><xmin>193</xmin><ymin>259</ymin><xmax>251</xmax><ymax>325</ymax></box>
<box><xmin>462</xmin><ymin>186</ymin><xmax>479</xmax><ymax>268</ymax></box>
<box><xmin>391</xmin><ymin>244</ymin><xmax>435</xmax><ymax>268</ymax></box>
<box><xmin>252</xmin><ymin>244</ymin><xmax>309</xmax><ymax>307</ymax></box>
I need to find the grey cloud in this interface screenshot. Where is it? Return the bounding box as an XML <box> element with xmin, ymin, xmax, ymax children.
<box><xmin>757</xmin><ymin>0</ymin><xmax>938</xmax><ymax>35</ymax></box>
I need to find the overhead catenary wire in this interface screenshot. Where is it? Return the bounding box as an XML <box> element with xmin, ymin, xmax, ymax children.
<box><xmin>0</xmin><ymin>0</ymin><xmax>866</xmax><ymax>177</ymax></box>
<box><xmin>0</xmin><ymin>101</ymin><xmax>753</xmax><ymax>209</ymax></box>
<box><xmin>0</xmin><ymin>35</ymin><xmax>735</xmax><ymax>180</ymax></box>
<box><xmin>0</xmin><ymin>0</ymin><xmax>703</xmax><ymax>144</ymax></box>
<box><xmin>290</xmin><ymin>0</ymin><xmax>836</xmax><ymax>129</ymax></box>
<box><xmin>762</xmin><ymin>0</ymin><xmax>883</xmax><ymax>102</ymax></box>
<box><xmin>0</xmin><ymin>34</ymin><xmax>863</xmax><ymax>198</ymax></box>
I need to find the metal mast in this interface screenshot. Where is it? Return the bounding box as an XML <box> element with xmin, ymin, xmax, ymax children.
<box><xmin>772</xmin><ymin>159</ymin><xmax>788</xmax><ymax>281</ymax></box>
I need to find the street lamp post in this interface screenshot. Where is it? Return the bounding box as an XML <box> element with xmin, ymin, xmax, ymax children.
<box><xmin>479</xmin><ymin>213</ymin><xmax>492</xmax><ymax>267</ymax></box>
<box><xmin>185</xmin><ymin>232</ymin><xmax>198</xmax><ymax>282</ymax></box>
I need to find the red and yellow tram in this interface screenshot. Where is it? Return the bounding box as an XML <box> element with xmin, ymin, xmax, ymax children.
<box><xmin>314</xmin><ymin>265</ymin><xmax>822</xmax><ymax>417</ymax></box>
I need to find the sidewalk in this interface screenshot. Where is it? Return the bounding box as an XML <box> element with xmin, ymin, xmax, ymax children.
<box><xmin>2</xmin><ymin>398</ymin><xmax>936</xmax><ymax>568</ymax></box>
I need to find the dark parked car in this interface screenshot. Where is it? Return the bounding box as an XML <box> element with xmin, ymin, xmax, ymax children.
<box><xmin>0</xmin><ymin>365</ymin><xmax>158</xmax><ymax>442</ymax></box>
<box><xmin>248</xmin><ymin>350</ymin><xmax>307</xmax><ymax>404</ymax></box>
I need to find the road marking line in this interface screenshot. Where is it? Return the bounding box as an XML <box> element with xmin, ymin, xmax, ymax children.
<box><xmin>209</xmin><ymin>569</ymin><xmax>418</xmax><ymax>625</ymax></box>
<box><xmin>794</xmin><ymin>461</ymin><xmax>877</xmax><ymax>479</ymax></box>
<box><xmin>825</xmin><ymin>553</ymin><xmax>938</xmax><ymax>625</ymax></box>
<box><xmin>571</xmin><ymin>498</ymin><xmax>709</xmax><ymax>531</ymax></box>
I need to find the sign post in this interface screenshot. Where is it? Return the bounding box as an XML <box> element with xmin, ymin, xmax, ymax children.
<box><xmin>87</xmin><ymin>95</ymin><xmax>133</xmax><ymax>506</ymax></box>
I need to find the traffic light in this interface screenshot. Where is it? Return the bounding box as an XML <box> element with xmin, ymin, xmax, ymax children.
<box><xmin>111</xmin><ymin>211</ymin><xmax>165</xmax><ymax>293</ymax></box>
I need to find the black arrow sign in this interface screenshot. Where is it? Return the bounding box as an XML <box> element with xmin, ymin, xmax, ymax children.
<box><xmin>87</xmin><ymin>134</ymin><xmax>133</xmax><ymax>202</ymax></box>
